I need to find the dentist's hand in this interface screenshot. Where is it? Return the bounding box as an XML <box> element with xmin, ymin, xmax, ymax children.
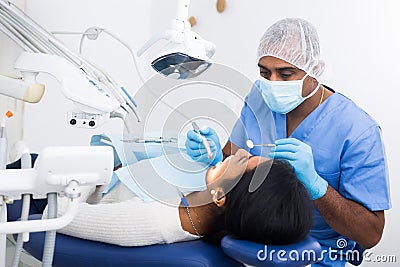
<box><xmin>185</xmin><ymin>127</ymin><xmax>223</xmax><ymax>166</ymax></box>
<box><xmin>269</xmin><ymin>138</ymin><xmax>328</xmax><ymax>200</ymax></box>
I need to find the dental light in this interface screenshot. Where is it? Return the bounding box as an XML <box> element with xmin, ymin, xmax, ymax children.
<box><xmin>0</xmin><ymin>1</ymin><xmax>217</xmax><ymax>266</ymax></box>
<box><xmin>137</xmin><ymin>0</ymin><xmax>216</xmax><ymax>80</ymax></box>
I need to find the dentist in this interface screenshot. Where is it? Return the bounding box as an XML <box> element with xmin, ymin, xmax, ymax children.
<box><xmin>185</xmin><ymin>18</ymin><xmax>391</xmax><ymax>266</ymax></box>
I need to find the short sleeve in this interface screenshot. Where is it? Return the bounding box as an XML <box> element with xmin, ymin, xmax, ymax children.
<box><xmin>340</xmin><ymin>125</ymin><xmax>391</xmax><ymax>211</ymax></box>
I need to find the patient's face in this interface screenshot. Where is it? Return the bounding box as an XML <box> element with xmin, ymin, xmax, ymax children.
<box><xmin>205</xmin><ymin>149</ymin><xmax>268</xmax><ymax>185</ymax></box>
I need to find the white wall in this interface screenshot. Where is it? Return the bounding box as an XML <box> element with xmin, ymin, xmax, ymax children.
<box><xmin>13</xmin><ymin>0</ymin><xmax>400</xmax><ymax>265</ymax></box>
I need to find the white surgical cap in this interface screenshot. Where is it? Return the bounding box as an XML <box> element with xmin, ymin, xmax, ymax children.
<box><xmin>258</xmin><ymin>18</ymin><xmax>325</xmax><ymax>79</ymax></box>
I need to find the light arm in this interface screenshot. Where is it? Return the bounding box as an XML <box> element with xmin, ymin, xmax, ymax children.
<box><xmin>14</xmin><ymin>52</ymin><xmax>119</xmax><ymax>114</ymax></box>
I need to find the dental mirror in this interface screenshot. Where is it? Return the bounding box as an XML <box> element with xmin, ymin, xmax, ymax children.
<box><xmin>246</xmin><ymin>139</ymin><xmax>275</xmax><ymax>149</ymax></box>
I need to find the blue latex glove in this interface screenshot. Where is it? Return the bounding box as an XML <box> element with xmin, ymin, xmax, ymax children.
<box><xmin>185</xmin><ymin>127</ymin><xmax>223</xmax><ymax>166</ymax></box>
<box><xmin>269</xmin><ymin>138</ymin><xmax>328</xmax><ymax>200</ymax></box>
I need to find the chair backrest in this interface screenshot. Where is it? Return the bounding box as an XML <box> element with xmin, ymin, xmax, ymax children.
<box><xmin>221</xmin><ymin>235</ymin><xmax>322</xmax><ymax>267</ymax></box>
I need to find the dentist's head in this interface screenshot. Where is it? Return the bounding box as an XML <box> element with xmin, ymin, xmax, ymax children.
<box><xmin>257</xmin><ymin>18</ymin><xmax>326</xmax><ymax>114</ymax></box>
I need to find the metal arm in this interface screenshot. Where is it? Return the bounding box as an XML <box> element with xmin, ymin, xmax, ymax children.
<box><xmin>0</xmin><ymin>1</ymin><xmax>140</xmax><ymax>131</ymax></box>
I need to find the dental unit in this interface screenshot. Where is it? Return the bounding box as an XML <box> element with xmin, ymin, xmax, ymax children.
<box><xmin>0</xmin><ymin>0</ymin><xmax>217</xmax><ymax>266</ymax></box>
<box><xmin>246</xmin><ymin>139</ymin><xmax>275</xmax><ymax>149</ymax></box>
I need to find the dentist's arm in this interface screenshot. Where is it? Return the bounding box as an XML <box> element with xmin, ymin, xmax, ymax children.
<box><xmin>271</xmin><ymin>138</ymin><xmax>384</xmax><ymax>249</ymax></box>
<box><xmin>314</xmin><ymin>186</ymin><xmax>384</xmax><ymax>249</ymax></box>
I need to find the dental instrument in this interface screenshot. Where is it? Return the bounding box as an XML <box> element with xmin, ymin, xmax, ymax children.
<box><xmin>246</xmin><ymin>139</ymin><xmax>275</xmax><ymax>149</ymax></box>
<box><xmin>140</xmin><ymin>87</ymin><xmax>214</xmax><ymax>160</ymax></box>
<box><xmin>191</xmin><ymin>121</ymin><xmax>213</xmax><ymax>160</ymax></box>
<box><xmin>121</xmin><ymin>137</ymin><xmax>178</xmax><ymax>144</ymax></box>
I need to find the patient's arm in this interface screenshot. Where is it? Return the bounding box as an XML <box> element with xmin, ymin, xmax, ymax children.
<box><xmin>44</xmin><ymin>183</ymin><xmax>199</xmax><ymax>246</ymax></box>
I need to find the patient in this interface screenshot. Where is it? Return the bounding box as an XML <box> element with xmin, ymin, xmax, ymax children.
<box><xmin>46</xmin><ymin>149</ymin><xmax>314</xmax><ymax>247</ymax></box>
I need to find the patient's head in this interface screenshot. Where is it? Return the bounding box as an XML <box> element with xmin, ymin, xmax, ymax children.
<box><xmin>205</xmin><ymin>150</ymin><xmax>314</xmax><ymax>245</ymax></box>
<box><xmin>225</xmin><ymin>159</ymin><xmax>314</xmax><ymax>244</ymax></box>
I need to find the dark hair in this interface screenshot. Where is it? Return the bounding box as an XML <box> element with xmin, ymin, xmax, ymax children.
<box><xmin>223</xmin><ymin>159</ymin><xmax>314</xmax><ymax>245</ymax></box>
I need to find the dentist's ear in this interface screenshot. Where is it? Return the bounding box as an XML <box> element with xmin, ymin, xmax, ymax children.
<box><xmin>211</xmin><ymin>187</ymin><xmax>226</xmax><ymax>207</ymax></box>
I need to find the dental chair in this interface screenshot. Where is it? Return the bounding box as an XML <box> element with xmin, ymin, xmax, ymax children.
<box><xmin>7</xmin><ymin>156</ymin><xmax>322</xmax><ymax>267</ymax></box>
<box><xmin>8</xmin><ymin>203</ymin><xmax>322</xmax><ymax>267</ymax></box>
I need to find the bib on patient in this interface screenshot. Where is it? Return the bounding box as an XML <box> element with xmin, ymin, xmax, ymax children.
<box><xmin>90</xmin><ymin>133</ymin><xmax>207</xmax><ymax>204</ymax></box>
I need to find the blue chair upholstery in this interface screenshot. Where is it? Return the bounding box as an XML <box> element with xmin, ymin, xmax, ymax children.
<box><xmin>221</xmin><ymin>235</ymin><xmax>322</xmax><ymax>267</ymax></box>
<box><xmin>19</xmin><ymin>214</ymin><xmax>243</xmax><ymax>267</ymax></box>
<box><xmin>6</xmin><ymin>154</ymin><xmax>239</xmax><ymax>266</ymax></box>
<box><xmin>9</xmin><ymin>206</ymin><xmax>323</xmax><ymax>267</ymax></box>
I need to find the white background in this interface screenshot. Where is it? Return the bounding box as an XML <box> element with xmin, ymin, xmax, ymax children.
<box><xmin>2</xmin><ymin>0</ymin><xmax>399</xmax><ymax>265</ymax></box>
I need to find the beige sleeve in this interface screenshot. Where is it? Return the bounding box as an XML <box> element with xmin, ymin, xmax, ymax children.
<box><xmin>42</xmin><ymin>183</ymin><xmax>198</xmax><ymax>246</ymax></box>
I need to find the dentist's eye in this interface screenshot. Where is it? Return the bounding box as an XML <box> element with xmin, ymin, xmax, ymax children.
<box><xmin>279</xmin><ymin>73</ymin><xmax>293</xmax><ymax>80</ymax></box>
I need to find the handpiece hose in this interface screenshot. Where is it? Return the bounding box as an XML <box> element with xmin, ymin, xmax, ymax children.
<box><xmin>191</xmin><ymin>121</ymin><xmax>213</xmax><ymax>160</ymax></box>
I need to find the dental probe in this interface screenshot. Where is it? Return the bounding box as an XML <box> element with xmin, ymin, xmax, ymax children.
<box><xmin>246</xmin><ymin>139</ymin><xmax>275</xmax><ymax>149</ymax></box>
<box><xmin>191</xmin><ymin>121</ymin><xmax>213</xmax><ymax>159</ymax></box>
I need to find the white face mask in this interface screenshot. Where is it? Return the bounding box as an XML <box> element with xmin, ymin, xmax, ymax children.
<box><xmin>259</xmin><ymin>74</ymin><xmax>320</xmax><ymax>114</ymax></box>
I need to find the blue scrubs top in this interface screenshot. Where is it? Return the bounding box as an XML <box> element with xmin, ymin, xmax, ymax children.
<box><xmin>230</xmin><ymin>81</ymin><xmax>392</xmax><ymax>266</ymax></box>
